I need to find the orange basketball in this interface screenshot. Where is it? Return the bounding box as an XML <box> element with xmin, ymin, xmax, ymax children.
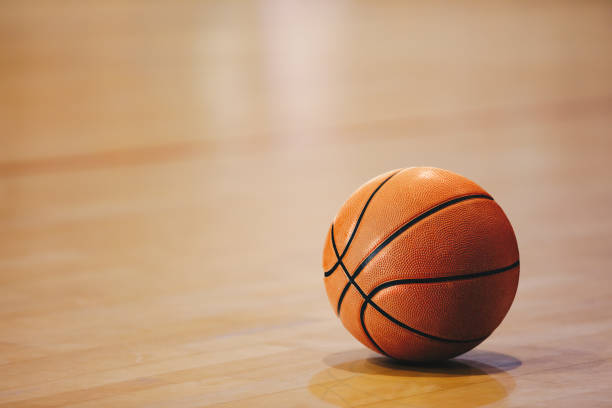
<box><xmin>322</xmin><ymin>167</ymin><xmax>519</xmax><ymax>362</ymax></box>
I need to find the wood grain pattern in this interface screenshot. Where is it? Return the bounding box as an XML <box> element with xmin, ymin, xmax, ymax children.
<box><xmin>1</xmin><ymin>1</ymin><xmax>611</xmax><ymax>406</ymax></box>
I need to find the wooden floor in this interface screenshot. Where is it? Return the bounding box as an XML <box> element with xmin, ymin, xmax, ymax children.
<box><xmin>2</xmin><ymin>1</ymin><xmax>612</xmax><ymax>407</ymax></box>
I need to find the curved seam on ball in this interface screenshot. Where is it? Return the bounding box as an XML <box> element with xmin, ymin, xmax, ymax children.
<box><xmin>359</xmin><ymin>298</ymin><xmax>391</xmax><ymax>357</ymax></box>
<box><xmin>369</xmin><ymin>260</ymin><xmax>520</xmax><ymax>297</ymax></box>
<box><xmin>324</xmin><ymin>170</ymin><xmax>402</xmax><ymax>277</ymax></box>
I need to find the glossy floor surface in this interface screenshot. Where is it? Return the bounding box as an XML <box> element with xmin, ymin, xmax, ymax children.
<box><xmin>1</xmin><ymin>1</ymin><xmax>612</xmax><ymax>407</ymax></box>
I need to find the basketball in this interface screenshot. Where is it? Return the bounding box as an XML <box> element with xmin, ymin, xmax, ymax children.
<box><xmin>322</xmin><ymin>167</ymin><xmax>520</xmax><ymax>362</ymax></box>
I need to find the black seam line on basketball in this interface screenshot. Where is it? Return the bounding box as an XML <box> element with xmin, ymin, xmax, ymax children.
<box><xmin>335</xmin><ymin>280</ymin><xmax>351</xmax><ymax>316</ymax></box>
<box><xmin>367</xmin><ymin>260</ymin><xmax>520</xmax><ymax>299</ymax></box>
<box><xmin>324</xmin><ymin>170</ymin><xmax>401</xmax><ymax>278</ymax></box>
<box><xmin>335</xmin><ymin>193</ymin><xmax>493</xmax><ymax>314</ymax></box>
<box><xmin>332</xmin><ymin>226</ymin><xmax>486</xmax><ymax>344</ymax></box>
<box><xmin>330</xmin><ymin>224</ymin><xmax>352</xmax><ymax>315</ymax></box>
<box><xmin>359</xmin><ymin>298</ymin><xmax>390</xmax><ymax>357</ymax></box>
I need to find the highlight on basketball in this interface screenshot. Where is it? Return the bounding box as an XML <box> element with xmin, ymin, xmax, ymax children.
<box><xmin>1</xmin><ymin>1</ymin><xmax>610</xmax><ymax>407</ymax></box>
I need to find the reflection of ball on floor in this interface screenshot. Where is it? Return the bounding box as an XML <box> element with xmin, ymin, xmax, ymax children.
<box><xmin>323</xmin><ymin>167</ymin><xmax>520</xmax><ymax>362</ymax></box>
<box><xmin>309</xmin><ymin>350</ymin><xmax>517</xmax><ymax>407</ymax></box>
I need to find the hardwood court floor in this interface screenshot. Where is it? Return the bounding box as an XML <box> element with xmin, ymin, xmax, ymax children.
<box><xmin>1</xmin><ymin>1</ymin><xmax>612</xmax><ymax>407</ymax></box>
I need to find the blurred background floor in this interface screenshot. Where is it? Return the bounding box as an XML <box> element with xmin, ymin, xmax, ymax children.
<box><xmin>1</xmin><ymin>1</ymin><xmax>612</xmax><ymax>407</ymax></box>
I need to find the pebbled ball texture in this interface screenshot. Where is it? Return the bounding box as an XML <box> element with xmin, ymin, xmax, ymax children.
<box><xmin>322</xmin><ymin>167</ymin><xmax>519</xmax><ymax>362</ymax></box>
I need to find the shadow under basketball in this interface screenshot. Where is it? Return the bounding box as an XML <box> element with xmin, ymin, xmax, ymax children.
<box><xmin>309</xmin><ymin>349</ymin><xmax>520</xmax><ymax>407</ymax></box>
